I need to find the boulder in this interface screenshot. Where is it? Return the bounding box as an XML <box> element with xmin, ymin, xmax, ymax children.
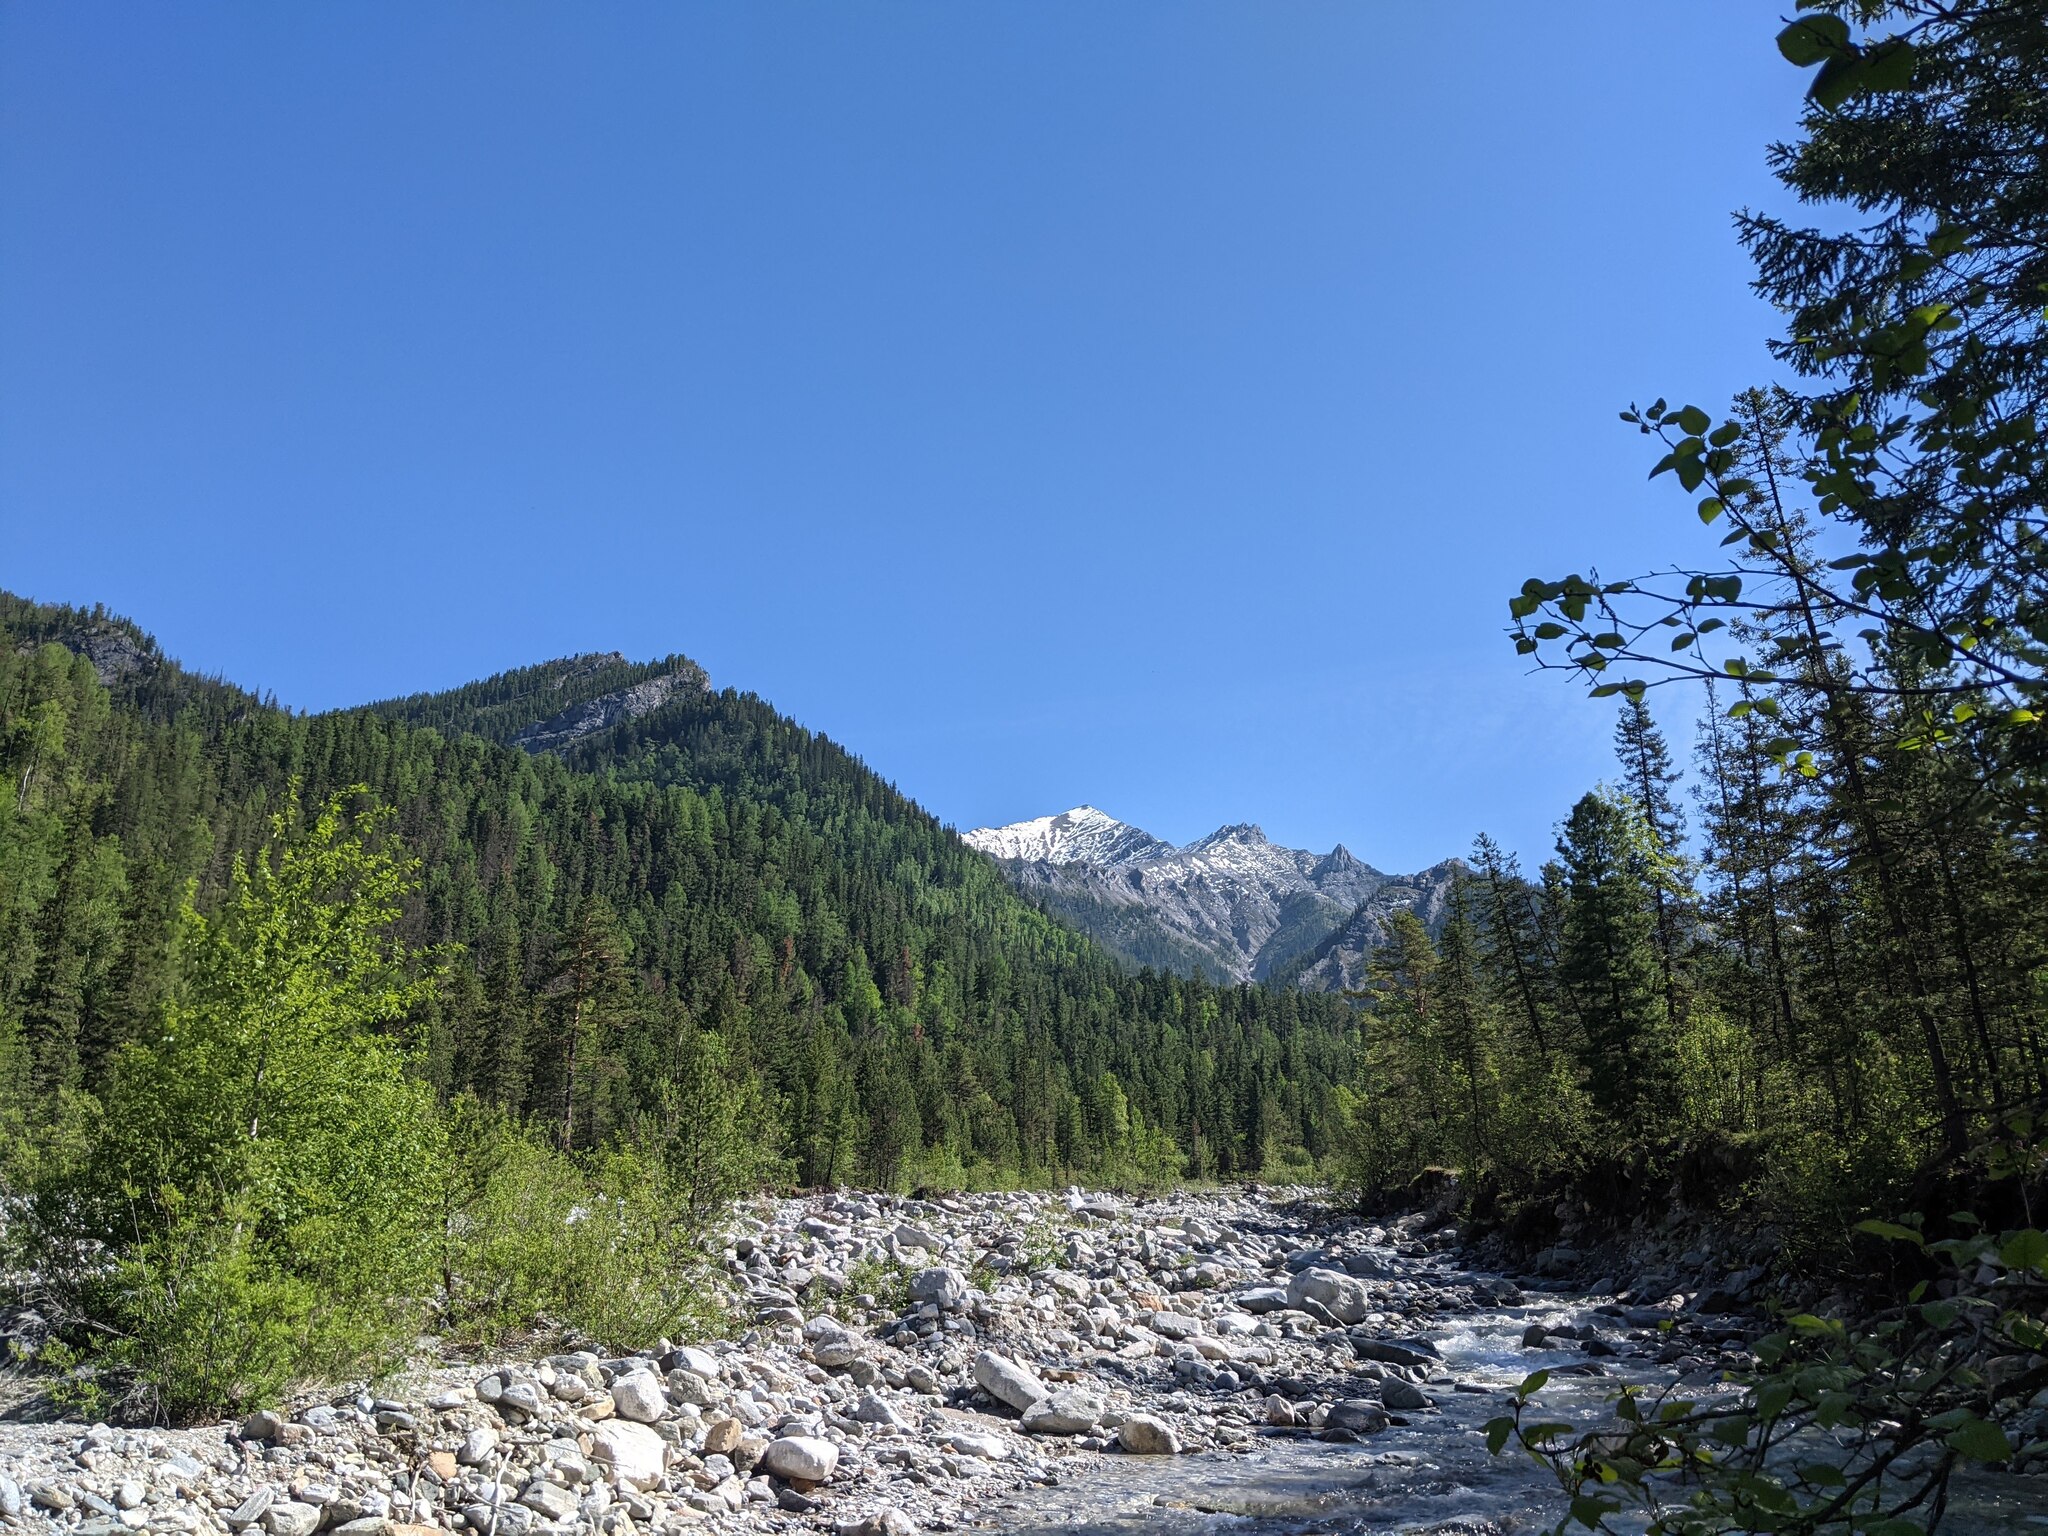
<box><xmin>943</xmin><ymin>1431</ymin><xmax>1009</xmax><ymax>1460</ymax></box>
<box><xmin>1287</xmin><ymin>1266</ymin><xmax>1370</xmax><ymax>1324</ymax></box>
<box><xmin>1021</xmin><ymin>1386</ymin><xmax>1104</xmax><ymax>1435</ymax></box>
<box><xmin>1380</xmin><ymin>1377</ymin><xmax>1430</xmax><ymax>1411</ymax></box>
<box><xmin>1326</xmin><ymin>1398</ymin><xmax>1389</xmax><ymax>1434</ymax></box>
<box><xmin>261</xmin><ymin>1503</ymin><xmax>322</xmax><ymax>1536</ymax></box>
<box><xmin>1351</xmin><ymin>1335</ymin><xmax>1440</xmax><ymax>1369</ymax></box>
<box><xmin>973</xmin><ymin>1350</ymin><xmax>1048</xmax><ymax>1413</ymax></box>
<box><xmin>702</xmin><ymin>1417</ymin><xmax>744</xmax><ymax>1457</ymax></box>
<box><xmin>908</xmin><ymin>1267</ymin><xmax>968</xmax><ymax>1310</ymax></box>
<box><xmin>1115</xmin><ymin>1413</ymin><xmax>1180</xmax><ymax>1454</ymax></box>
<box><xmin>610</xmin><ymin>1369</ymin><xmax>667</xmax><ymax>1422</ymax></box>
<box><xmin>518</xmin><ymin>1482</ymin><xmax>579</xmax><ymax>1522</ymax></box>
<box><xmin>587</xmin><ymin>1420</ymin><xmax>667</xmax><ymax>1491</ymax></box>
<box><xmin>761</xmin><ymin>1435</ymin><xmax>840</xmax><ymax>1484</ymax></box>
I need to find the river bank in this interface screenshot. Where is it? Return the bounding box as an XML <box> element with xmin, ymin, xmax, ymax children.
<box><xmin>2</xmin><ymin>1185</ymin><xmax>2036</xmax><ymax>1535</ymax></box>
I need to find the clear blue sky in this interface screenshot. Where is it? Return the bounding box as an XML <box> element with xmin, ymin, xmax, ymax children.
<box><xmin>3</xmin><ymin>2</ymin><xmax>1805</xmax><ymax>872</ymax></box>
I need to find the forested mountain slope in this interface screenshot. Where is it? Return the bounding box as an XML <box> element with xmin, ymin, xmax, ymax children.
<box><xmin>1</xmin><ymin>590</ymin><xmax>1361</xmax><ymax>1188</ymax></box>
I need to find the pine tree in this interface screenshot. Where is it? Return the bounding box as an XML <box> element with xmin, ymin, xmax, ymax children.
<box><xmin>1613</xmin><ymin>697</ymin><xmax>1688</xmax><ymax>1022</ymax></box>
<box><xmin>1557</xmin><ymin>791</ymin><xmax>1674</xmax><ymax>1135</ymax></box>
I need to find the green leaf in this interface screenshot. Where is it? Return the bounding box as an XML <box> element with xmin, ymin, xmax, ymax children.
<box><xmin>1674</xmin><ymin>405</ymin><xmax>1710</xmax><ymax>436</ymax></box>
<box><xmin>1945</xmin><ymin>1414</ymin><xmax>2011</xmax><ymax>1463</ymax></box>
<box><xmin>1854</xmin><ymin>1218</ymin><xmax>1924</xmax><ymax>1246</ymax></box>
<box><xmin>1999</xmin><ymin>1228</ymin><xmax>2048</xmax><ymax>1273</ymax></box>
<box><xmin>1777</xmin><ymin>14</ymin><xmax>1849</xmax><ymax>66</ymax></box>
<box><xmin>1810</xmin><ymin>52</ymin><xmax>1860</xmax><ymax>109</ymax></box>
<box><xmin>1697</xmin><ymin>497</ymin><xmax>1723</xmax><ymax>524</ymax></box>
<box><xmin>1517</xmin><ymin>1369</ymin><xmax>1551</xmax><ymax>1398</ymax></box>
<box><xmin>1860</xmin><ymin>38</ymin><xmax>1917</xmax><ymax>92</ymax></box>
<box><xmin>1484</xmin><ymin>1415</ymin><xmax>1515</xmax><ymax>1455</ymax></box>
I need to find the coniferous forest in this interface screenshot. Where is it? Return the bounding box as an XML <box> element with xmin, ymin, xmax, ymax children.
<box><xmin>1</xmin><ymin>8</ymin><xmax>2045</xmax><ymax>1510</ymax></box>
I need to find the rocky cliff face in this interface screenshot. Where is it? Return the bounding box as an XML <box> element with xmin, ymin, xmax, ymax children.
<box><xmin>1270</xmin><ymin>858</ymin><xmax>1466</xmax><ymax>992</ymax></box>
<box><xmin>964</xmin><ymin>808</ymin><xmax>1458</xmax><ymax>988</ymax></box>
<box><xmin>509</xmin><ymin>667</ymin><xmax>706</xmax><ymax>753</ymax></box>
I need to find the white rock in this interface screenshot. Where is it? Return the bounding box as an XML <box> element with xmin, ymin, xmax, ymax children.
<box><xmin>943</xmin><ymin>1431</ymin><xmax>1009</xmax><ymax>1460</ymax></box>
<box><xmin>1116</xmin><ymin>1413</ymin><xmax>1180</xmax><ymax>1454</ymax></box>
<box><xmin>611</xmin><ymin>1369</ymin><xmax>668</xmax><ymax>1422</ymax></box>
<box><xmin>1287</xmin><ymin>1266</ymin><xmax>1371</xmax><ymax>1324</ymax></box>
<box><xmin>672</xmin><ymin>1345</ymin><xmax>721</xmax><ymax>1379</ymax></box>
<box><xmin>588</xmin><ymin>1420</ymin><xmax>667</xmax><ymax>1490</ymax></box>
<box><xmin>457</xmin><ymin>1426</ymin><xmax>499</xmax><ymax>1465</ymax></box>
<box><xmin>973</xmin><ymin>1350</ymin><xmax>1048</xmax><ymax>1412</ymax></box>
<box><xmin>1021</xmin><ymin>1386</ymin><xmax>1104</xmax><ymax>1435</ymax></box>
<box><xmin>761</xmin><ymin>1435</ymin><xmax>839</xmax><ymax>1483</ymax></box>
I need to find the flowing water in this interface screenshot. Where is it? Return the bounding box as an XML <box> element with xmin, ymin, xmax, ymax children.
<box><xmin>983</xmin><ymin>1255</ymin><xmax>2047</xmax><ymax>1535</ymax></box>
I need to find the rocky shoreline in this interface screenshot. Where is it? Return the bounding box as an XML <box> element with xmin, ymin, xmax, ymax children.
<box><xmin>0</xmin><ymin>1186</ymin><xmax>1771</xmax><ymax>1536</ymax></box>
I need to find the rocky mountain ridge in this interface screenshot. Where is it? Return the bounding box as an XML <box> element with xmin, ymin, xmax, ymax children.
<box><xmin>963</xmin><ymin>808</ymin><xmax>1459</xmax><ymax>988</ymax></box>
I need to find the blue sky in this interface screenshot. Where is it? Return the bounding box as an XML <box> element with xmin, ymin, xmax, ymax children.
<box><xmin>2</xmin><ymin>2</ymin><xmax>1806</xmax><ymax>872</ymax></box>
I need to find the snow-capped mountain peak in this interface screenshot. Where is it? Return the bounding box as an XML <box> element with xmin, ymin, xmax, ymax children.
<box><xmin>960</xmin><ymin>806</ymin><xmax>1168</xmax><ymax>868</ymax></box>
<box><xmin>962</xmin><ymin>805</ymin><xmax>1452</xmax><ymax>989</ymax></box>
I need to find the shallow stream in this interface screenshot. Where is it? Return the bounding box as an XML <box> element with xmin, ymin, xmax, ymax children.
<box><xmin>986</xmin><ymin>1251</ymin><xmax>2045</xmax><ymax>1535</ymax></box>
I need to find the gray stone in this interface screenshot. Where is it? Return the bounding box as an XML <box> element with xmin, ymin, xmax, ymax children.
<box><xmin>32</xmin><ymin>1485</ymin><xmax>76</xmax><ymax>1514</ymax></box>
<box><xmin>973</xmin><ymin>1350</ymin><xmax>1048</xmax><ymax>1412</ymax></box>
<box><xmin>1351</xmin><ymin>1335</ymin><xmax>1440</xmax><ymax>1369</ymax></box>
<box><xmin>853</xmin><ymin>1391</ymin><xmax>907</xmax><ymax>1428</ymax></box>
<box><xmin>457</xmin><ymin>1426</ymin><xmax>500</xmax><ymax>1465</ymax></box>
<box><xmin>760</xmin><ymin>1435</ymin><xmax>839</xmax><ymax>1483</ymax></box>
<box><xmin>611</xmin><ymin>1369</ymin><xmax>667</xmax><ymax>1422</ymax></box>
<box><xmin>1287</xmin><ymin>1267</ymin><xmax>1370</xmax><ymax>1324</ymax></box>
<box><xmin>665</xmin><ymin>1367</ymin><xmax>720</xmax><ymax>1405</ymax></box>
<box><xmin>1115</xmin><ymin>1413</ymin><xmax>1180</xmax><ymax>1454</ymax></box>
<box><xmin>1380</xmin><ymin>1377</ymin><xmax>1431</xmax><ymax>1411</ymax></box>
<box><xmin>1148</xmin><ymin>1311</ymin><xmax>1202</xmax><ymax>1340</ymax></box>
<box><xmin>240</xmin><ymin>1409</ymin><xmax>289</xmax><ymax>1443</ymax></box>
<box><xmin>1021</xmin><ymin>1386</ymin><xmax>1104</xmax><ymax>1435</ymax></box>
<box><xmin>0</xmin><ymin>1476</ymin><xmax>20</xmax><ymax>1520</ymax></box>
<box><xmin>943</xmin><ymin>1431</ymin><xmax>1009</xmax><ymax>1460</ymax></box>
<box><xmin>1235</xmin><ymin>1286</ymin><xmax>1290</xmax><ymax>1314</ymax></box>
<box><xmin>1326</xmin><ymin>1398</ymin><xmax>1389</xmax><ymax>1434</ymax></box>
<box><xmin>587</xmin><ymin>1420</ymin><xmax>667</xmax><ymax>1491</ymax></box>
<box><xmin>226</xmin><ymin>1489</ymin><xmax>274</xmax><ymax>1528</ymax></box>
<box><xmin>261</xmin><ymin>1502</ymin><xmax>322</xmax><ymax>1536</ymax></box>
<box><xmin>908</xmin><ymin>1267</ymin><xmax>968</xmax><ymax>1310</ymax></box>
<box><xmin>520</xmin><ymin>1481</ymin><xmax>580</xmax><ymax>1522</ymax></box>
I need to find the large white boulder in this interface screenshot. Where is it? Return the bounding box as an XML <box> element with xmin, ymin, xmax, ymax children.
<box><xmin>1287</xmin><ymin>1266</ymin><xmax>1371</xmax><ymax>1324</ymax></box>
<box><xmin>761</xmin><ymin>1435</ymin><xmax>839</xmax><ymax>1483</ymax></box>
<box><xmin>588</xmin><ymin>1420</ymin><xmax>667</xmax><ymax>1490</ymax></box>
<box><xmin>973</xmin><ymin>1350</ymin><xmax>1048</xmax><ymax>1413</ymax></box>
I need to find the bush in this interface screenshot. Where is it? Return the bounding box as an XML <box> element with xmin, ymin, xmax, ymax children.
<box><xmin>439</xmin><ymin>1098</ymin><xmax>727</xmax><ymax>1352</ymax></box>
<box><xmin>17</xmin><ymin>793</ymin><xmax>446</xmax><ymax>1422</ymax></box>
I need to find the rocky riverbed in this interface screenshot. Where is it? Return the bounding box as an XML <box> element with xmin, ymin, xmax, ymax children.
<box><xmin>3</xmin><ymin>1186</ymin><xmax>2038</xmax><ymax>1536</ymax></box>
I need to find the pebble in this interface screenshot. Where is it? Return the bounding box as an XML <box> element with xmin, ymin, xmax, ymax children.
<box><xmin>0</xmin><ymin>1183</ymin><xmax>1758</xmax><ymax>1535</ymax></box>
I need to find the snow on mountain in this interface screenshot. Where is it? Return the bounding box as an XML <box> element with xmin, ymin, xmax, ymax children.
<box><xmin>960</xmin><ymin>806</ymin><xmax>1168</xmax><ymax>868</ymax></box>
<box><xmin>962</xmin><ymin>808</ymin><xmax>1457</xmax><ymax>989</ymax></box>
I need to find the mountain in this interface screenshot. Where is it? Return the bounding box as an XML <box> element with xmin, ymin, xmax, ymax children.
<box><xmin>964</xmin><ymin>807</ymin><xmax>1461</xmax><ymax>986</ymax></box>
<box><xmin>2</xmin><ymin>590</ymin><xmax>1364</xmax><ymax>1187</ymax></box>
